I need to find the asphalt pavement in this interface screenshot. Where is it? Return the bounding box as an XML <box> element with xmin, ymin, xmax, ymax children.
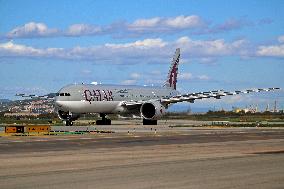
<box><xmin>0</xmin><ymin>126</ymin><xmax>283</xmax><ymax>189</ymax></box>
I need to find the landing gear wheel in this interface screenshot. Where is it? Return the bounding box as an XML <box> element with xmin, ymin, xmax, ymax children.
<box><xmin>66</xmin><ymin>120</ymin><xmax>73</xmax><ymax>126</ymax></box>
<box><xmin>96</xmin><ymin>119</ymin><xmax>111</xmax><ymax>125</ymax></box>
<box><xmin>96</xmin><ymin>114</ymin><xmax>112</xmax><ymax>125</ymax></box>
<box><xmin>105</xmin><ymin>118</ymin><xmax>111</xmax><ymax>125</ymax></box>
<box><xmin>143</xmin><ymin>119</ymin><xmax>157</xmax><ymax>125</ymax></box>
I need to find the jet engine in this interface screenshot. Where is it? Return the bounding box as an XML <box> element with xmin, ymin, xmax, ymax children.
<box><xmin>140</xmin><ymin>101</ymin><xmax>166</xmax><ymax>120</ymax></box>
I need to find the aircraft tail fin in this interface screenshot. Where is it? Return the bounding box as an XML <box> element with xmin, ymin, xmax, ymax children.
<box><xmin>164</xmin><ymin>48</ymin><xmax>180</xmax><ymax>90</ymax></box>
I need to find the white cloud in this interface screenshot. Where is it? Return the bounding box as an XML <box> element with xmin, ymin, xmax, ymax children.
<box><xmin>130</xmin><ymin>17</ymin><xmax>161</xmax><ymax>28</ymax></box>
<box><xmin>179</xmin><ymin>72</ymin><xmax>210</xmax><ymax>81</ymax></box>
<box><xmin>81</xmin><ymin>69</ymin><xmax>92</xmax><ymax>74</ymax></box>
<box><xmin>0</xmin><ymin>41</ymin><xmax>42</xmax><ymax>56</ymax></box>
<box><xmin>128</xmin><ymin>15</ymin><xmax>205</xmax><ymax>33</ymax></box>
<box><xmin>150</xmin><ymin>70</ymin><xmax>162</xmax><ymax>75</ymax></box>
<box><xmin>144</xmin><ymin>79</ymin><xmax>164</xmax><ymax>85</ymax></box>
<box><xmin>4</xmin><ymin>16</ymin><xmax>254</xmax><ymax>39</ymax></box>
<box><xmin>179</xmin><ymin>73</ymin><xmax>193</xmax><ymax>80</ymax></box>
<box><xmin>193</xmin><ymin>17</ymin><xmax>253</xmax><ymax>35</ymax></box>
<box><xmin>223</xmin><ymin>95</ymin><xmax>248</xmax><ymax>104</ymax></box>
<box><xmin>278</xmin><ymin>35</ymin><xmax>284</xmax><ymax>43</ymax></box>
<box><xmin>218</xmin><ymin>93</ymin><xmax>268</xmax><ymax>105</ymax></box>
<box><xmin>125</xmin><ymin>72</ymin><xmax>164</xmax><ymax>86</ymax></box>
<box><xmin>164</xmin><ymin>15</ymin><xmax>204</xmax><ymax>29</ymax></box>
<box><xmin>212</xmin><ymin>18</ymin><xmax>252</xmax><ymax>32</ymax></box>
<box><xmin>66</xmin><ymin>24</ymin><xmax>102</xmax><ymax>36</ymax></box>
<box><xmin>255</xmin><ymin>35</ymin><xmax>284</xmax><ymax>58</ymax></box>
<box><xmin>0</xmin><ymin>37</ymin><xmax>254</xmax><ymax>62</ymax></box>
<box><xmin>257</xmin><ymin>45</ymin><xmax>284</xmax><ymax>57</ymax></box>
<box><xmin>105</xmin><ymin>38</ymin><xmax>167</xmax><ymax>49</ymax></box>
<box><xmin>91</xmin><ymin>81</ymin><xmax>101</xmax><ymax>85</ymax></box>
<box><xmin>130</xmin><ymin>73</ymin><xmax>141</xmax><ymax>79</ymax></box>
<box><xmin>121</xmin><ymin>79</ymin><xmax>137</xmax><ymax>85</ymax></box>
<box><xmin>199</xmin><ymin>57</ymin><xmax>217</xmax><ymax>64</ymax></box>
<box><xmin>7</xmin><ymin>22</ymin><xmax>58</xmax><ymax>38</ymax></box>
<box><xmin>195</xmin><ymin>95</ymin><xmax>248</xmax><ymax>106</ymax></box>
<box><xmin>197</xmin><ymin>75</ymin><xmax>210</xmax><ymax>80</ymax></box>
<box><xmin>0</xmin><ymin>41</ymin><xmax>65</xmax><ymax>58</ymax></box>
<box><xmin>176</xmin><ymin>36</ymin><xmax>249</xmax><ymax>57</ymax></box>
<box><xmin>176</xmin><ymin>36</ymin><xmax>190</xmax><ymax>44</ymax></box>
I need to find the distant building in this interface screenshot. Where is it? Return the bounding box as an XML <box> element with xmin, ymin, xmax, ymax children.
<box><xmin>232</xmin><ymin>106</ymin><xmax>256</xmax><ymax>113</ymax></box>
<box><xmin>6</xmin><ymin>99</ymin><xmax>54</xmax><ymax>115</ymax></box>
<box><xmin>4</xmin><ymin>112</ymin><xmax>40</xmax><ymax>117</ymax></box>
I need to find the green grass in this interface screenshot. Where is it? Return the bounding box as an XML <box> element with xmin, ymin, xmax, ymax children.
<box><xmin>1</xmin><ymin>111</ymin><xmax>283</xmax><ymax>125</ymax></box>
<box><xmin>163</xmin><ymin>111</ymin><xmax>284</xmax><ymax>122</ymax></box>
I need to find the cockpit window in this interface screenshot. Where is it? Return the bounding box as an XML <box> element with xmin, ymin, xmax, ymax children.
<box><xmin>56</xmin><ymin>93</ymin><xmax>71</xmax><ymax>96</ymax></box>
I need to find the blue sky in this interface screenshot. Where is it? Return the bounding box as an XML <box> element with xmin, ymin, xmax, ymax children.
<box><xmin>0</xmin><ymin>0</ymin><xmax>283</xmax><ymax>111</ymax></box>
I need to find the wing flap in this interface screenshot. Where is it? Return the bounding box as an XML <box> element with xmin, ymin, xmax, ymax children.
<box><xmin>161</xmin><ymin>88</ymin><xmax>280</xmax><ymax>105</ymax></box>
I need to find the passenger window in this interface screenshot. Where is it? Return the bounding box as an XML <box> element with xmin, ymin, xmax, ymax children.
<box><xmin>56</xmin><ymin>93</ymin><xmax>59</xmax><ymax>96</ymax></box>
<box><xmin>60</xmin><ymin>93</ymin><xmax>64</xmax><ymax>96</ymax></box>
<box><xmin>65</xmin><ymin>93</ymin><xmax>70</xmax><ymax>96</ymax></box>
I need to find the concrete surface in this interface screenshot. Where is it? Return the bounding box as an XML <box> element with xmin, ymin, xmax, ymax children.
<box><xmin>0</xmin><ymin>126</ymin><xmax>283</xmax><ymax>189</ymax></box>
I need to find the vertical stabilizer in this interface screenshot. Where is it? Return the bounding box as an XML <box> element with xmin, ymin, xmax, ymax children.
<box><xmin>164</xmin><ymin>48</ymin><xmax>180</xmax><ymax>90</ymax></box>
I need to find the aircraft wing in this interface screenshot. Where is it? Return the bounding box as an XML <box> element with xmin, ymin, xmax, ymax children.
<box><xmin>15</xmin><ymin>93</ymin><xmax>56</xmax><ymax>99</ymax></box>
<box><xmin>161</xmin><ymin>87</ymin><xmax>280</xmax><ymax>105</ymax></box>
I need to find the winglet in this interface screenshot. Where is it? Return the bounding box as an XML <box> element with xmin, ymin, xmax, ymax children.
<box><xmin>164</xmin><ymin>48</ymin><xmax>180</xmax><ymax>90</ymax></box>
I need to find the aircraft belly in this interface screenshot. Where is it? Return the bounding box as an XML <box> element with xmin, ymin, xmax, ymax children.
<box><xmin>57</xmin><ymin>101</ymin><xmax>122</xmax><ymax>113</ymax></box>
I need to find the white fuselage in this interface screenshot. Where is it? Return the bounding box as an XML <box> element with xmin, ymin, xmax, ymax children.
<box><xmin>55</xmin><ymin>84</ymin><xmax>179</xmax><ymax>114</ymax></box>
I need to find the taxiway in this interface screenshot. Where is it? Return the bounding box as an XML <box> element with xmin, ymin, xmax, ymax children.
<box><xmin>0</xmin><ymin>126</ymin><xmax>283</xmax><ymax>189</ymax></box>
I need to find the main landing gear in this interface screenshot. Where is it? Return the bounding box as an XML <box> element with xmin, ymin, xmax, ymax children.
<box><xmin>143</xmin><ymin>119</ymin><xmax>157</xmax><ymax>125</ymax></box>
<box><xmin>96</xmin><ymin>113</ymin><xmax>112</xmax><ymax>125</ymax></box>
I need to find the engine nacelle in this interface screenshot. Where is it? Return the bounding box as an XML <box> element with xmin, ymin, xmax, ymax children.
<box><xmin>57</xmin><ymin>110</ymin><xmax>80</xmax><ymax>121</ymax></box>
<box><xmin>140</xmin><ymin>101</ymin><xmax>166</xmax><ymax>120</ymax></box>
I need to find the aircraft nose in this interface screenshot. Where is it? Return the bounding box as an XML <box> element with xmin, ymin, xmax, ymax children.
<box><xmin>55</xmin><ymin>100</ymin><xmax>63</xmax><ymax>108</ymax></box>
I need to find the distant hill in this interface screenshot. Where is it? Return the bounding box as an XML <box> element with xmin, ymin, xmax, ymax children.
<box><xmin>0</xmin><ymin>99</ymin><xmax>11</xmax><ymax>103</ymax></box>
<box><xmin>168</xmin><ymin>104</ymin><xmax>211</xmax><ymax>113</ymax></box>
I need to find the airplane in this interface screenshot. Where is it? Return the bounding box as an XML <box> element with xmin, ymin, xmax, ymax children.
<box><xmin>17</xmin><ymin>48</ymin><xmax>280</xmax><ymax>126</ymax></box>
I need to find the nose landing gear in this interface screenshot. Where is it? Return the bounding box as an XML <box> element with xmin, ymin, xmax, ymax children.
<box><xmin>57</xmin><ymin>110</ymin><xmax>79</xmax><ymax>126</ymax></box>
